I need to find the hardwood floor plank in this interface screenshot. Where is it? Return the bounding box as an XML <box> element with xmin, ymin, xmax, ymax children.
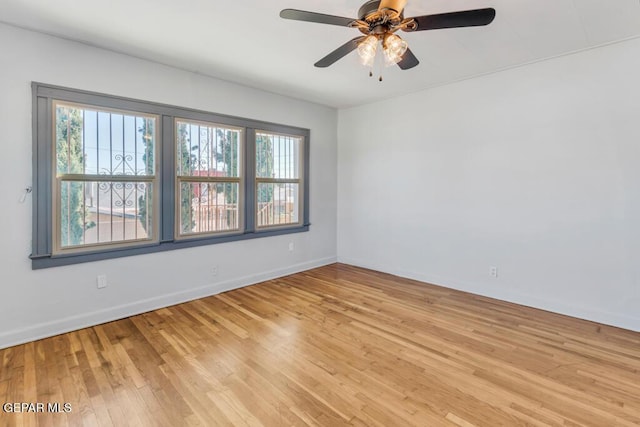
<box><xmin>1</xmin><ymin>263</ymin><xmax>639</xmax><ymax>426</ymax></box>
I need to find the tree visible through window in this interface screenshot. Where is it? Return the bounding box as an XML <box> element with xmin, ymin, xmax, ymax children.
<box><xmin>137</xmin><ymin>118</ymin><xmax>155</xmax><ymax>236</ymax></box>
<box><xmin>56</xmin><ymin>105</ymin><xmax>87</xmax><ymax>246</ymax></box>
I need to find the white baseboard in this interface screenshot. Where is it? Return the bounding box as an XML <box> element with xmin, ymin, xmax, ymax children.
<box><xmin>337</xmin><ymin>257</ymin><xmax>640</xmax><ymax>333</ymax></box>
<box><xmin>0</xmin><ymin>256</ymin><xmax>337</xmax><ymax>350</ymax></box>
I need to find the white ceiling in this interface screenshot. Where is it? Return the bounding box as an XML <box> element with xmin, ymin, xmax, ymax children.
<box><xmin>1</xmin><ymin>0</ymin><xmax>639</xmax><ymax>108</ymax></box>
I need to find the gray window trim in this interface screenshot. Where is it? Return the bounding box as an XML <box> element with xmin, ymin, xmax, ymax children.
<box><xmin>31</xmin><ymin>82</ymin><xmax>310</xmax><ymax>269</ymax></box>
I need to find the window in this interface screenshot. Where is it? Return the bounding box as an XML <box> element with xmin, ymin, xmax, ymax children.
<box><xmin>32</xmin><ymin>83</ymin><xmax>310</xmax><ymax>268</ymax></box>
<box><xmin>176</xmin><ymin>120</ymin><xmax>242</xmax><ymax>237</ymax></box>
<box><xmin>256</xmin><ymin>132</ymin><xmax>302</xmax><ymax>228</ymax></box>
<box><xmin>52</xmin><ymin>102</ymin><xmax>158</xmax><ymax>254</ymax></box>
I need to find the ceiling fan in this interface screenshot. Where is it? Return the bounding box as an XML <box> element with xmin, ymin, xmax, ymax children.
<box><xmin>280</xmin><ymin>0</ymin><xmax>496</xmax><ymax>75</ymax></box>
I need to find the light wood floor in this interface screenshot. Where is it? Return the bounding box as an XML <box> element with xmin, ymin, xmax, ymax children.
<box><xmin>1</xmin><ymin>264</ymin><xmax>639</xmax><ymax>426</ymax></box>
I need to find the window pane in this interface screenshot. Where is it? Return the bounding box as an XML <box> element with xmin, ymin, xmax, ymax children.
<box><xmin>55</xmin><ymin>104</ymin><xmax>155</xmax><ymax>177</ymax></box>
<box><xmin>179</xmin><ymin>182</ymin><xmax>239</xmax><ymax>235</ymax></box>
<box><xmin>176</xmin><ymin>121</ymin><xmax>240</xmax><ymax>178</ymax></box>
<box><xmin>256</xmin><ymin>133</ymin><xmax>300</xmax><ymax>179</ymax></box>
<box><xmin>257</xmin><ymin>183</ymin><xmax>299</xmax><ymax>227</ymax></box>
<box><xmin>59</xmin><ymin>181</ymin><xmax>153</xmax><ymax>248</ymax></box>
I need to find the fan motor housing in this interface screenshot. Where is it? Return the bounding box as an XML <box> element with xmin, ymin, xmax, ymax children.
<box><xmin>358</xmin><ymin>0</ymin><xmax>381</xmax><ymax>20</ymax></box>
<box><xmin>358</xmin><ymin>0</ymin><xmax>404</xmax><ymax>24</ymax></box>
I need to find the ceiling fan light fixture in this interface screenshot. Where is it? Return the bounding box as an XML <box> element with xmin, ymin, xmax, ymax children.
<box><xmin>280</xmin><ymin>4</ymin><xmax>496</xmax><ymax>72</ymax></box>
<box><xmin>382</xmin><ymin>33</ymin><xmax>408</xmax><ymax>65</ymax></box>
<box><xmin>357</xmin><ymin>35</ymin><xmax>378</xmax><ymax>67</ymax></box>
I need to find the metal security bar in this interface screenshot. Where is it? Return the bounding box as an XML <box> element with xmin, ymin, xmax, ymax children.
<box><xmin>175</xmin><ymin>119</ymin><xmax>243</xmax><ymax>237</ymax></box>
<box><xmin>255</xmin><ymin>132</ymin><xmax>302</xmax><ymax>228</ymax></box>
<box><xmin>53</xmin><ymin>102</ymin><xmax>158</xmax><ymax>253</ymax></box>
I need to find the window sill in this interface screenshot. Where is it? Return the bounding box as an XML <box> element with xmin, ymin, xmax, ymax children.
<box><xmin>31</xmin><ymin>224</ymin><xmax>310</xmax><ymax>269</ymax></box>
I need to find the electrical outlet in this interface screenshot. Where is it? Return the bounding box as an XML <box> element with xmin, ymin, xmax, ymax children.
<box><xmin>489</xmin><ymin>266</ymin><xmax>498</xmax><ymax>278</ymax></box>
<box><xmin>96</xmin><ymin>274</ymin><xmax>108</xmax><ymax>289</ymax></box>
<box><xmin>288</xmin><ymin>242</ymin><xmax>294</xmax><ymax>252</ymax></box>
<box><xmin>211</xmin><ymin>265</ymin><xmax>218</xmax><ymax>277</ymax></box>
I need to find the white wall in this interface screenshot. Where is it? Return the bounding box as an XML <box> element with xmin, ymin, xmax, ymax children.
<box><xmin>0</xmin><ymin>23</ymin><xmax>338</xmax><ymax>349</ymax></box>
<box><xmin>338</xmin><ymin>39</ymin><xmax>640</xmax><ymax>332</ymax></box>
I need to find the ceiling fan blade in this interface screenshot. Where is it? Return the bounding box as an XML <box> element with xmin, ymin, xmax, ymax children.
<box><xmin>397</xmin><ymin>48</ymin><xmax>419</xmax><ymax>70</ymax></box>
<box><xmin>280</xmin><ymin>9</ymin><xmax>355</xmax><ymax>27</ymax></box>
<box><xmin>408</xmin><ymin>8</ymin><xmax>496</xmax><ymax>31</ymax></box>
<box><xmin>315</xmin><ymin>37</ymin><xmax>366</xmax><ymax>68</ymax></box>
<box><xmin>378</xmin><ymin>0</ymin><xmax>407</xmax><ymax>14</ymax></box>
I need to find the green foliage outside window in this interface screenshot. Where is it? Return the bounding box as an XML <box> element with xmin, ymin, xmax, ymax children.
<box><xmin>177</xmin><ymin>123</ymin><xmax>197</xmax><ymax>233</ymax></box>
<box><xmin>56</xmin><ymin>107</ymin><xmax>91</xmax><ymax>246</ymax></box>
<box><xmin>138</xmin><ymin>118</ymin><xmax>155</xmax><ymax>234</ymax></box>
<box><xmin>256</xmin><ymin>134</ymin><xmax>274</xmax><ymax>205</ymax></box>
